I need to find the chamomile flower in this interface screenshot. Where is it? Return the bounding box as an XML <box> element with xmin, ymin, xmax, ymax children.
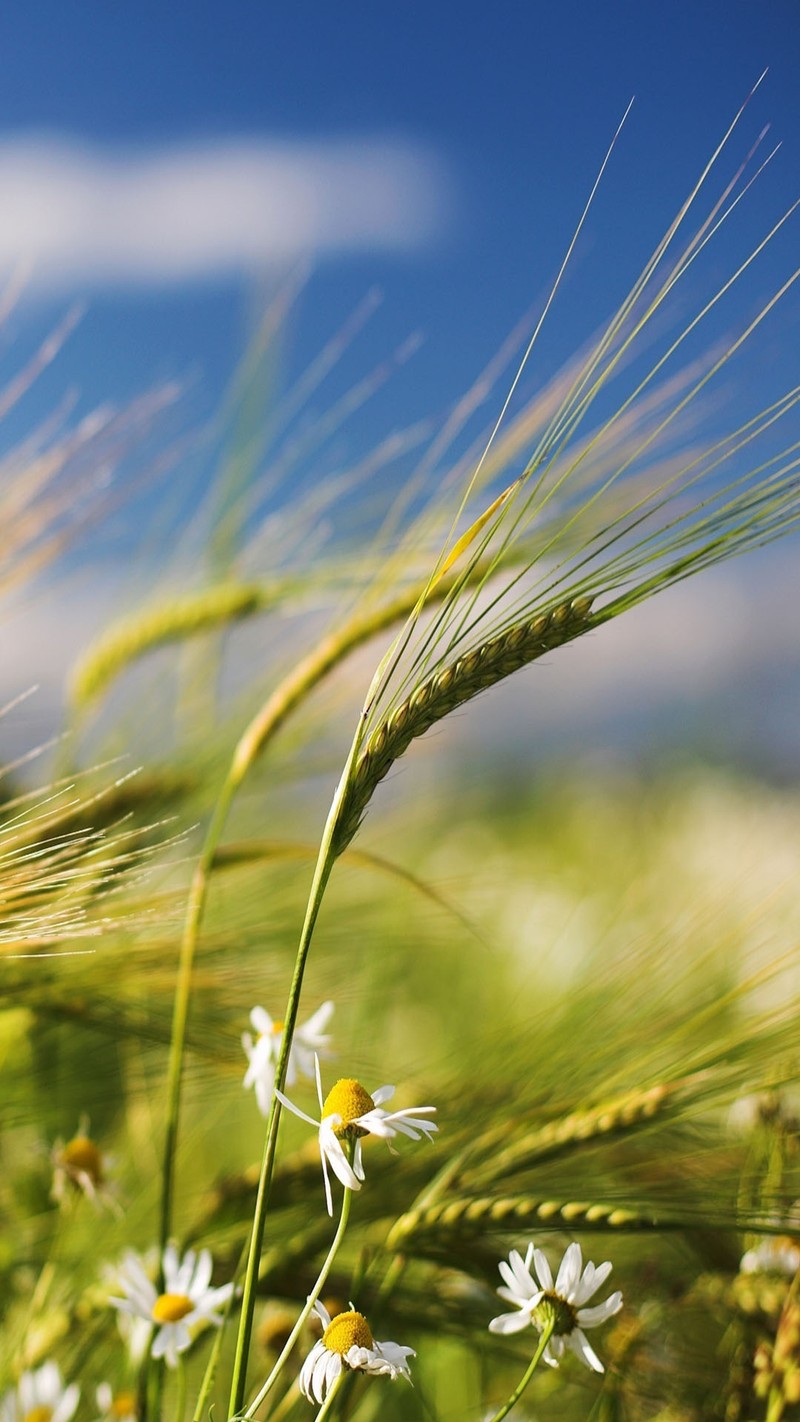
<box><xmin>243</xmin><ymin>1001</ymin><xmax>334</xmax><ymax>1116</ymax></box>
<box><xmin>299</xmin><ymin>1301</ymin><xmax>414</xmax><ymax>1403</ymax></box>
<box><xmin>51</xmin><ymin>1116</ymin><xmax>121</xmax><ymax>1215</ymax></box>
<box><xmin>0</xmin><ymin>1362</ymin><xmax>79</xmax><ymax>1422</ymax></box>
<box><xmin>488</xmin><ymin>1241</ymin><xmax>623</xmax><ymax>1373</ymax></box>
<box><xmin>109</xmin><ymin>1244</ymin><xmax>234</xmax><ymax>1368</ymax></box>
<box><xmin>276</xmin><ymin>1055</ymin><xmax>437</xmax><ymax>1214</ymax></box>
<box><xmin>95</xmin><ymin>1383</ymin><xmax>137</xmax><ymax>1422</ymax></box>
<box><xmin>740</xmin><ymin>1237</ymin><xmax>800</xmax><ymax>1277</ymax></box>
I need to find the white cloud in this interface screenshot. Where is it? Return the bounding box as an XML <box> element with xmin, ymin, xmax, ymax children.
<box><xmin>0</xmin><ymin>135</ymin><xmax>450</xmax><ymax>289</ymax></box>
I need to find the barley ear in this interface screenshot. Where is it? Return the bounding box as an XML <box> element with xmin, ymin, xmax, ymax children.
<box><xmin>333</xmin><ymin>594</ymin><xmax>594</xmax><ymax>854</ymax></box>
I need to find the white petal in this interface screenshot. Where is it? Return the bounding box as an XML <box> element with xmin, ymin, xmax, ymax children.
<box><xmin>508</xmin><ymin>1248</ymin><xmax>537</xmax><ymax>1298</ymax></box>
<box><xmin>162</xmin><ymin>1242</ymin><xmax>181</xmax><ymax>1290</ymax></box>
<box><xmin>52</xmin><ymin>1385</ymin><xmax>80</xmax><ymax>1422</ymax></box>
<box><xmin>254</xmin><ymin>1073</ymin><xmax>273</xmax><ymax>1117</ymax></box>
<box><xmin>353</xmin><ymin>1137</ymin><xmax>365</xmax><ymax>1181</ymax></box>
<box><xmin>312</xmin><ymin>1348</ymin><xmax>333</xmax><ymax>1403</ymax></box>
<box><xmin>274</xmin><ymin>1089</ymin><xmax>320</xmax><ymax>1128</ymax></box>
<box><xmin>313</xmin><ymin>1299</ymin><xmax>332</xmax><ymax>1328</ymax></box>
<box><xmin>533</xmin><ymin>1247</ymin><xmax>553</xmax><ymax>1292</ymax></box>
<box><xmin>321</xmin><ymin>1127</ymin><xmax>362</xmax><ymax>1190</ymax></box>
<box><xmin>498</xmin><ymin>1260</ymin><xmax>520</xmax><ymax>1295</ymax></box>
<box><xmin>204</xmin><ymin>1282</ymin><xmax>235</xmax><ymax>1313</ymax></box>
<box><xmin>556</xmin><ymin>1242</ymin><xmax>583</xmax><ymax>1300</ymax></box>
<box><xmin>567</xmin><ymin>1327</ymin><xmax>604</xmax><ymax>1373</ymax></box>
<box><xmin>314</xmin><ymin>1053</ymin><xmax>325</xmax><ymax>1112</ymax></box>
<box><xmin>488</xmin><ymin>1308</ymin><xmax>534</xmax><ymax>1335</ymax></box>
<box><xmin>577</xmin><ymin>1291</ymin><xmax>623</xmax><ymax>1328</ymax></box>
<box><xmin>96</xmin><ymin>1384</ymin><xmax>113</xmax><ymax>1412</ymax></box>
<box><xmin>324</xmin><ymin>1349</ymin><xmax>342</xmax><ymax>1394</ymax></box>
<box><xmin>373</xmin><ymin>1340</ymin><xmax>415</xmax><ymax>1379</ymax></box>
<box><xmin>190</xmin><ymin>1249</ymin><xmax>213</xmax><ymax>1298</ymax></box>
<box><xmin>151</xmin><ymin>1326</ymin><xmax>171</xmax><ymax>1360</ymax></box>
<box><xmin>496</xmin><ymin>1284</ymin><xmax>537</xmax><ymax>1307</ymax></box>
<box><xmin>370</xmin><ymin>1084</ymin><xmax>395</xmax><ymax>1106</ymax></box>
<box><xmin>299</xmin><ymin>1342</ymin><xmax>325</xmax><ymax>1399</ymax></box>
<box><xmin>320</xmin><ymin>1142</ymin><xmax>334</xmax><ymax>1216</ymax></box>
<box><xmin>575</xmin><ymin>1259</ymin><xmax>614</xmax><ymax>1306</ymax></box>
<box><xmin>300</xmin><ymin>1001</ymin><xmax>334</xmax><ymax>1039</ymax></box>
<box><xmin>250</xmin><ymin>1006</ymin><xmax>273</xmax><ymax>1035</ymax></box>
<box><xmin>173</xmin><ymin>1249</ymin><xmax>196</xmax><ymax>1294</ymax></box>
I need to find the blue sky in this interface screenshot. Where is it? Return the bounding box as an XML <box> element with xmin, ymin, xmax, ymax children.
<box><xmin>2</xmin><ymin>0</ymin><xmax>798</xmax><ymax>426</ymax></box>
<box><xmin>2</xmin><ymin>1</ymin><xmax>800</xmax><ymax>766</ymax></box>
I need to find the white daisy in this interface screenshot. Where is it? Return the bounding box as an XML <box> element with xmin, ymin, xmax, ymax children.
<box><xmin>0</xmin><ymin>1362</ymin><xmax>80</xmax><ymax>1422</ymax></box>
<box><xmin>108</xmin><ymin>1244</ymin><xmax>234</xmax><ymax>1368</ymax></box>
<box><xmin>488</xmin><ymin>1241</ymin><xmax>623</xmax><ymax>1373</ymax></box>
<box><xmin>276</xmin><ymin>1056</ymin><xmax>437</xmax><ymax>1215</ymax></box>
<box><xmin>299</xmin><ymin>1301</ymin><xmax>414</xmax><ymax>1404</ymax></box>
<box><xmin>243</xmin><ymin>1001</ymin><xmax>334</xmax><ymax>1116</ymax></box>
<box><xmin>740</xmin><ymin>1237</ymin><xmax>800</xmax><ymax>1278</ymax></box>
<box><xmin>95</xmin><ymin>1383</ymin><xmax>137</xmax><ymax>1422</ymax></box>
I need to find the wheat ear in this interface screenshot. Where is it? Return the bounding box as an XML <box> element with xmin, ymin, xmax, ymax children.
<box><xmin>385</xmin><ymin>1193</ymin><xmax>656</xmax><ymax>1251</ymax></box>
<box><xmin>333</xmin><ymin>594</ymin><xmax>594</xmax><ymax>853</ymax></box>
<box><xmin>471</xmin><ymin>1083</ymin><xmax>671</xmax><ymax>1183</ymax></box>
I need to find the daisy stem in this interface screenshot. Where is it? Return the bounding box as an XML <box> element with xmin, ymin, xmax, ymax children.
<box><xmin>175</xmin><ymin>1357</ymin><xmax>187</xmax><ymax>1422</ymax></box>
<box><xmin>485</xmin><ymin>1318</ymin><xmax>556</xmax><ymax>1422</ymax></box>
<box><xmin>243</xmin><ymin>1168</ymin><xmax>354</xmax><ymax>1418</ymax></box>
<box><xmin>312</xmin><ymin>1372</ymin><xmax>345</xmax><ymax>1422</ymax></box>
<box><xmin>228</xmin><ymin>716</ymin><xmax>367</xmax><ymax>1418</ymax></box>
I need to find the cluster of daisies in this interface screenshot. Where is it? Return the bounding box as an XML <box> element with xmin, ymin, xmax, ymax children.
<box><xmin>8</xmin><ymin>1000</ymin><xmax>634</xmax><ymax>1417</ymax></box>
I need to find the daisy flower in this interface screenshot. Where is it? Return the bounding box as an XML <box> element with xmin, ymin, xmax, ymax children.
<box><xmin>299</xmin><ymin>1301</ymin><xmax>414</xmax><ymax>1404</ymax></box>
<box><xmin>50</xmin><ymin>1115</ymin><xmax>120</xmax><ymax>1214</ymax></box>
<box><xmin>276</xmin><ymin>1056</ymin><xmax>437</xmax><ymax>1214</ymax></box>
<box><xmin>0</xmin><ymin>1362</ymin><xmax>79</xmax><ymax>1422</ymax></box>
<box><xmin>740</xmin><ymin>1237</ymin><xmax>800</xmax><ymax>1278</ymax></box>
<box><xmin>488</xmin><ymin>1241</ymin><xmax>622</xmax><ymax>1373</ymax></box>
<box><xmin>109</xmin><ymin>1244</ymin><xmax>234</xmax><ymax>1368</ymax></box>
<box><xmin>95</xmin><ymin>1383</ymin><xmax>137</xmax><ymax>1422</ymax></box>
<box><xmin>243</xmin><ymin>1001</ymin><xmax>334</xmax><ymax>1116</ymax></box>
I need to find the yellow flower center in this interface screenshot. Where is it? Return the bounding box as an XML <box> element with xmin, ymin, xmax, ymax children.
<box><xmin>322</xmin><ymin>1079</ymin><xmax>376</xmax><ymax>1140</ymax></box>
<box><xmin>322</xmin><ymin>1309</ymin><xmax>375</xmax><ymax>1356</ymax></box>
<box><xmin>111</xmin><ymin>1393</ymin><xmax>137</xmax><ymax>1419</ymax></box>
<box><xmin>61</xmin><ymin>1134</ymin><xmax>103</xmax><ymax>1183</ymax></box>
<box><xmin>23</xmin><ymin>1409</ymin><xmax>53</xmax><ymax>1422</ymax></box>
<box><xmin>151</xmin><ymin>1292</ymin><xmax>194</xmax><ymax>1324</ymax></box>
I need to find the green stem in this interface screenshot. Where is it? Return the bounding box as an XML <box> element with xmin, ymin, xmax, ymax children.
<box><xmin>228</xmin><ymin>707</ymin><xmax>370</xmax><ymax>1417</ymax></box>
<box><xmin>244</xmin><ymin>1176</ymin><xmax>354</xmax><ymax>1417</ymax></box>
<box><xmin>313</xmin><ymin>1373</ymin><xmax>345</xmax><ymax>1422</ymax></box>
<box><xmin>485</xmin><ymin>1320</ymin><xmax>556</xmax><ymax>1422</ymax></box>
<box><xmin>191</xmin><ymin>1248</ymin><xmax>244</xmax><ymax>1422</ymax></box>
<box><xmin>766</xmin><ymin>1385</ymin><xmax>786</xmax><ymax>1422</ymax></box>
<box><xmin>157</xmin><ymin>590</ymin><xmax>439</xmax><ymax>1264</ymax></box>
<box><xmin>175</xmin><ymin>1358</ymin><xmax>187</xmax><ymax>1422</ymax></box>
<box><xmin>159</xmin><ymin>772</ymin><xmax>239</xmax><ymax>1261</ymax></box>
